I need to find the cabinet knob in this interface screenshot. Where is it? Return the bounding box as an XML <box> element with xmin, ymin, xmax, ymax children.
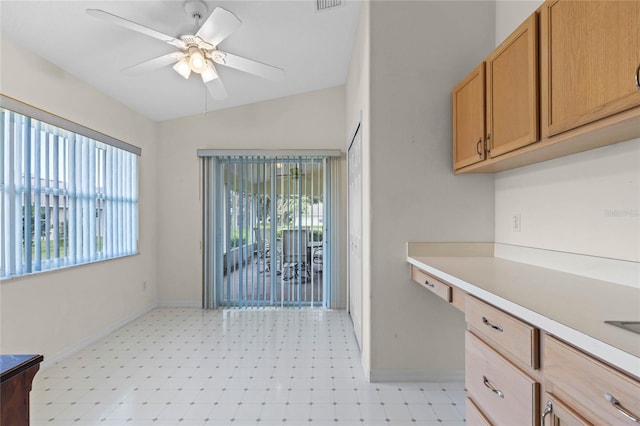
<box><xmin>636</xmin><ymin>64</ymin><xmax>640</xmax><ymax>91</ymax></box>
<box><xmin>424</xmin><ymin>279</ymin><xmax>434</xmax><ymax>288</ymax></box>
<box><xmin>476</xmin><ymin>138</ymin><xmax>483</xmax><ymax>157</ymax></box>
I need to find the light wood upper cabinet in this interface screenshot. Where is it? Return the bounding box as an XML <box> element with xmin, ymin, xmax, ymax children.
<box><xmin>453</xmin><ymin>12</ymin><xmax>539</xmax><ymax>172</ymax></box>
<box><xmin>453</xmin><ymin>1</ymin><xmax>640</xmax><ymax>174</ymax></box>
<box><xmin>540</xmin><ymin>0</ymin><xmax>640</xmax><ymax>137</ymax></box>
<box><xmin>486</xmin><ymin>13</ymin><xmax>538</xmax><ymax>158</ymax></box>
<box><xmin>452</xmin><ymin>63</ymin><xmax>485</xmax><ymax>170</ymax></box>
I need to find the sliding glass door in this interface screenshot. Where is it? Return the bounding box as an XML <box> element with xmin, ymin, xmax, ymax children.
<box><xmin>202</xmin><ymin>155</ymin><xmax>331</xmax><ymax>308</ymax></box>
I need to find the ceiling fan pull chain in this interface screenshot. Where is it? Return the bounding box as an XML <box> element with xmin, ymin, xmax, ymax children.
<box><xmin>204</xmin><ymin>86</ymin><xmax>208</xmax><ymax>114</ymax></box>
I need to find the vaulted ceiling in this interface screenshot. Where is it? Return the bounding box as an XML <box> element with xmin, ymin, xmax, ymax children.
<box><xmin>0</xmin><ymin>1</ymin><xmax>361</xmax><ymax>122</ymax></box>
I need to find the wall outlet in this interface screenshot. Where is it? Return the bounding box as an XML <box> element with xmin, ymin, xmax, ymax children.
<box><xmin>512</xmin><ymin>214</ymin><xmax>522</xmax><ymax>232</ymax></box>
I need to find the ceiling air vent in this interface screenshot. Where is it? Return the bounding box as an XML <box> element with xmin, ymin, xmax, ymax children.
<box><xmin>316</xmin><ymin>0</ymin><xmax>342</xmax><ymax>12</ymax></box>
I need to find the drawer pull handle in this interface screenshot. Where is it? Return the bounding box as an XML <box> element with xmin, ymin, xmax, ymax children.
<box><xmin>424</xmin><ymin>280</ymin><xmax>435</xmax><ymax>288</ymax></box>
<box><xmin>541</xmin><ymin>400</ymin><xmax>553</xmax><ymax>426</ymax></box>
<box><xmin>482</xmin><ymin>316</ymin><xmax>504</xmax><ymax>332</ymax></box>
<box><xmin>482</xmin><ymin>375</ymin><xmax>504</xmax><ymax>398</ymax></box>
<box><xmin>605</xmin><ymin>393</ymin><xmax>640</xmax><ymax>423</ymax></box>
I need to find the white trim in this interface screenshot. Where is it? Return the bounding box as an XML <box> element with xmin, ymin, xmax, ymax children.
<box><xmin>369</xmin><ymin>369</ymin><xmax>465</xmax><ymax>383</ymax></box>
<box><xmin>197</xmin><ymin>149</ymin><xmax>343</xmax><ymax>157</ymax></box>
<box><xmin>0</xmin><ymin>94</ymin><xmax>141</xmax><ymax>155</ymax></box>
<box><xmin>40</xmin><ymin>303</ymin><xmax>157</xmax><ymax>370</ymax></box>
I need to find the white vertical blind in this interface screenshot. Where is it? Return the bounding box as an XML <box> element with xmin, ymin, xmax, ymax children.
<box><xmin>202</xmin><ymin>155</ymin><xmax>334</xmax><ymax>309</ymax></box>
<box><xmin>0</xmin><ymin>106</ymin><xmax>139</xmax><ymax>279</ymax></box>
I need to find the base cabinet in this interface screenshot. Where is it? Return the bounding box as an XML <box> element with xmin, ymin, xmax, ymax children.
<box><xmin>466</xmin><ymin>396</ymin><xmax>493</xmax><ymax>426</ymax></box>
<box><xmin>409</xmin><ymin>264</ymin><xmax>639</xmax><ymax>425</ymax></box>
<box><xmin>543</xmin><ymin>335</ymin><xmax>640</xmax><ymax>425</ymax></box>
<box><xmin>465</xmin><ymin>331</ymin><xmax>539</xmax><ymax>425</ymax></box>
<box><xmin>541</xmin><ymin>393</ymin><xmax>593</xmax><ymax>426</ymax></box>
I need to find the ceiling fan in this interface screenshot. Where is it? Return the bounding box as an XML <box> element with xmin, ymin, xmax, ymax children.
<box><xmin>276</xmin><ymin>163</ymin><xmax>303</xmax><ymax>179</ymax></box>
<box><xmin>86</xmin><ymin>0</ymin><xmax>285</xmax><ymax>100</ymax></box>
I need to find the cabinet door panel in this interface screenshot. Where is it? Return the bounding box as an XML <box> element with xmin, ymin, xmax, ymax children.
<box><xmin>544</xmin><ymin>335</ymin><xmax>640</xmax><ymax>425</ymax></box>
<box><xmin>542</xmin><ymin>393</ymin><xmax>593</xmax><ymax>426</ymax></box>
<box><xmin>486</xmin><ymin>12</ymin><xmax>538</xmax><ymax>158</ymax></box>
<box><xmin>541</xmin><ymin>0</ymin><xmax>640</xmax><ymax>137</ymax></box>
<box><xmin>453</xmin><ymin>63</ymin><xmax>485</xmax><ymax>170</ymax></box>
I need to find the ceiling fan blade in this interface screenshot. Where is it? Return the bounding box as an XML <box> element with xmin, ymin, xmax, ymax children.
<box><xmin>196</xmin><ymin>7</ymin><xmax>242</xmax><ymax>47</ymax></box>
<box><xmin>212</xmin><ymin>51</ymin><xmax>285</xmax><ymax>81</ymax></box>
<box><xmin>121</xmin><ymin>52</ymin><xmax>185</xmax><ymax>75</ymax></box>
<box><xmin>86</xmin><ymin>9</ymin><xmax>186</xmax><ymax>50</ymax></box>
<box><xmin>205</xmin><ymin>76</ymin><xmax>228</xmax><ymax>100</ymax></box>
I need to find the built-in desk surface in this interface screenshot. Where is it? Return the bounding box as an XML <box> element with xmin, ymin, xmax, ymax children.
<box><xmin>407</xmin><ymin>254</ymin><xmax>640</xmax><ymax>379</ymax></box>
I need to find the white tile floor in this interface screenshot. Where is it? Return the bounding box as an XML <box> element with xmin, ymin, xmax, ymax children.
<box><xmin>31</xmin><ymin>308</ymin><xmax>466</xmax><ymax>426</ymax></box>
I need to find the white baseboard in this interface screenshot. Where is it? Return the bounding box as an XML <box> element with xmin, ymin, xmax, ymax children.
<box><xmin>157</xmin><ymin>300</ymin><xmax>202</xmax><ymax>308</ymax></box>
<box><xmin>41</xmin><ymin>303</ymin><xmax>157</xmax><ymax>370</ymax></box>
<box><xmin>369</xmin><ymin>369</ymin><xmax>465</xmax><ymax>383</ymax></box>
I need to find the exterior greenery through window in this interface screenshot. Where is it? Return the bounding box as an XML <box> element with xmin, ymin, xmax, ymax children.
<box><xmin>0</xmin><ymin>105</ymin><xmax>139</xmax><ymax>279</ymax></box>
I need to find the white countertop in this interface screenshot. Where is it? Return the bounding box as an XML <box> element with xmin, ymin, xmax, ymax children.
<box><xmin>407</xmin><ymin>254</ymin><xmax>640</xmax><ymax>379</ymax></box>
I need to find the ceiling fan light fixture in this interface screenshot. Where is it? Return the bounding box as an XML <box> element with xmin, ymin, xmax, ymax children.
<box><xmin>188</xmin><ymin>47</ymin><xmax>207</xmax><ymax>73</ymax></box>
<box><xmin>201</xmin><ymin>61</ymin><xmax>218</xmax><ymax>83</ymax></box>
<box><xmin>173</xmin><ymin>58</ymin><xmax>192</xmax><ymax>79</ymax></box>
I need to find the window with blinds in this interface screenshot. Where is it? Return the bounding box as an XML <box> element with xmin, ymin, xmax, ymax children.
<box><xmin>0</xmin><ymin>102</ymin><xmax>140</xmax><ymax>279</ymax></box>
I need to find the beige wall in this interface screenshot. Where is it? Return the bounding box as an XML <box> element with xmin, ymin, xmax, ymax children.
<box><xmin>493</xmin><ymin>1</ymin><xmax>640</xmax><ymax>284</ymax></box>
<box><xmin>0</xmin><ymin>36</ymin><xmax>158</xmax><ymax>365</ymax></box>
<box><xmin>495</xmin><ymin>0</ymin><xmax>543</xmax><ymax>45</ymax></box>
<box><xmin>155</xmin><ymin>87</ymin><xmax>347</xmax><ymax>306</ymax></box>
<box><xmin>355</xmin><ymin>1</ymin><xmax>496</xmax><ymax>381</ymax></box>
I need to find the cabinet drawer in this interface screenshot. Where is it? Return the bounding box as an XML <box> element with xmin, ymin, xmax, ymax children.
<box><xmin>411</xmin><ymin>266</ymin><xmax>452</xmax><ymax>303</ymax></box>
<box><xmin>466</xmin><ymin>331</ymin><xmax>539</xmax><ymax>426</ymax></box>
<box><xmin>544</xmin><ymin>335</ymin><xmax>640</xmax><ymax>425</ymax></box>
<box><xmin>466</xmin><ymin>397</ymin><xmax>493</xmax><ymax>426</ymax></box>
<box><xmin>465</xmin><ymin>295</ymin><xmax>539</xmax><ymax>368</ymax></box>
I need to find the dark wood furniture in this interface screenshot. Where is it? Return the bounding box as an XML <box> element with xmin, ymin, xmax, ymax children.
<box><xmin>1</xmin><ymin>354</ymin><xmax>44</xmax><ymax>426</ymax></box>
